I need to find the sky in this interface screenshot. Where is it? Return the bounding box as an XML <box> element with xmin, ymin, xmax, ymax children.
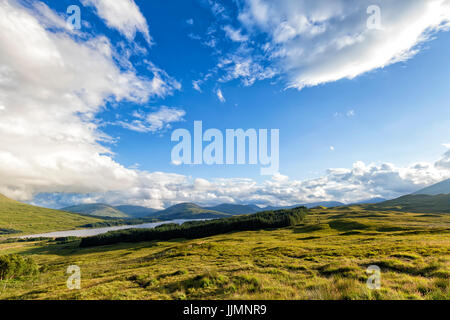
<box><xmin>1</xmin><ymin>0</ymin><xmax>450</xmax><ymax>209</ymax></box>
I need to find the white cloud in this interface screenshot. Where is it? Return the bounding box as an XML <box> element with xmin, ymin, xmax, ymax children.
<box><xmin>188</xmin><ymin>33</ymin><xmax>202</xmax><ymax>41</ymax></box>
<box><xmin>204</xmin><ymin>38</ymin><xmax>217</xmax><ymax>48</ymax></box>
<box><xmin>118</xmin><ymin>106</ymin><xmax>186</xmax><ymax>133</ymax></box>
<box><xmin>192</xmin><ymin>80</ymin><xmax>202</xmax><ymax>92</ymax></box>
<box><xmin>186</xmin><ymin>18</ymin><xmax>194</xmax><ymax>25</ymax></box>
<box><xmin>330</xmin><ymin>146</ymin><xmax>335</xmax><ymax>152</ymax></box>
<box><xmin>216</xmin><ymin>88</ymin><xmax>226</xmax><ymax>102</ymax></box>
<box><xmin>347</xmin><ymin>110</ymin><xmax>356</xmax><ymax>117</ymax></box>
<box><xmin>82</xmin><ymin>0</ymin><xmax>152</xmax><ymax>44</ymax></box>
<box><xmin>223</xmin><ymin>25</ymin><xmax>248</xmax><ymax>42</ymax></box>
<box><xmin>218</xmin><ymin>53</ymin><xmax>276</xmax><ymax>86</ymax></box>
<box><xmin>0</xmin><ymin>0</ymin><xmax>178</xmax><ymax>201</ymax></box>
<box><xmin>237</xmin><ymin>0</ymin><xmax>450</xmax><ymax>89</ymax></box>
<box><xmin>435</xmin><ymin>146</ymin><xmax>450</xmax><ymax>170</ymax></box>
<box><xmin>208</xmin><ymin>0</ymin><xmax>228</xmax><ymax>19</ymax></box>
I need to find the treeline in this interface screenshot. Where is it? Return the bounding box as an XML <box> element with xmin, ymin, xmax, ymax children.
<box><xmin>0</xmin><ymin>228</ymin><xmax>21</xmax><ymax>235</ymax></box>
<box><xmin>80</xmin><ymin>207</ymin><xmax>308</xmax><ymax>248</ymax></box>
<box><xmin>78</xmin><ymin>217</ymin><xmax>160</xmax><ymax>229</ymax></box>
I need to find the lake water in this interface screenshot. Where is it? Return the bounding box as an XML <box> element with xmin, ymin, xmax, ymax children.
<box><xmin>19</xmin><ymin>219</ymin><xmax>201</xmax><ymax>239</ymax></box>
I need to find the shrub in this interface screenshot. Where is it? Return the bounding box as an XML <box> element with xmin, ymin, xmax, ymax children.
<box><xmin>0</xmin><ymin>254</ymin><xmax>39</xmax><ymax>280</ymax></box>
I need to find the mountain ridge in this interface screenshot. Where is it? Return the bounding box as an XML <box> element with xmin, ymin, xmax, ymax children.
<box><xmin>61</xmin><ymin>204</ymin><xmax>129</xmax><ymax>218</ymax></box>
<box><xmin>368</xmin><ymin>194</ymin><xmax>450</xmax><ymax>213</ymax></box>
<box><xmin>413</xmin><ymin>178</ymin><xmax>450</xmax><ymax>196</ymax></box>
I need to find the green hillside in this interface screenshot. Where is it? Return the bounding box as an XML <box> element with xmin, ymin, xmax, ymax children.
<box><xmin>154</xmin><ymin>203</ymin><xmax>232</xmax><ymax>220</ymax></box>
<box><xmin>61</xmin><ymin>204</ymin><xmax>130</xmax><ymax>218</ymax></box>
<box><xmin>368</xmin><ymin>194</ymin><xmax>450</xmax><ymax>213</ymax></box>
<box><xmin>0</xmin><ymin>194</ymin><xmax>102</xmax><ymax>236</ymax></box>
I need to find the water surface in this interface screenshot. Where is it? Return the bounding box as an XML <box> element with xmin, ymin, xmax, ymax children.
<box><xmin>20</xmin><ymin>219</ymin><xmax>201</xmax><ymax>239</ymax></box>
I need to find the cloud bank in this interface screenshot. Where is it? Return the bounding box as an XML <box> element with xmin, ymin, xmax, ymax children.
<box><xmin>0</xmin><ymin>0</ymin><xmax>178</xmax><ymax>201</ymax></box>
<box><xmin>31</xmin><ymin>147</ymin><xmax>450</xmax><ymax>210</ymax></box>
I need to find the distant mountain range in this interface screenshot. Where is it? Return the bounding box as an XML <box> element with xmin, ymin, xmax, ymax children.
<box><xmin>57</xmin><ymin>178</ymin><xmax>450</xmax><ymax>219</ymax></box>
<box><xmin>60</xmin><ymin>200</ymin><xmax>348</xmax><ymax>220</ymax></box>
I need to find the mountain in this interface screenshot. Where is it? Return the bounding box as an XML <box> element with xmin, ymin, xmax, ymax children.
<box><xmin>369</xmin><ymin>194</ymin><xmax>450</xmax><ymax>213</ymax></box>
<box><xmin>0</xmin><ymin>194</ymin><xmax>101</xmax><ymax>235</ymax></box>
<box><xmin>204</xmin><ymin>204</ymin><xmax>260</xmax><ymax>215</ymax></box>
<box><xmin>153</xmin><ymin>203</ymin><xmax>233</xmax><ymax>220</ymax></box>
<box><xmin>413</xmin><ymin>178</ymin><xmax>450</xmax><ymax>195</ymax></box>
<box><xmin>114</xmin><ymin>205</ymin><xmax>158</xmax><ymax>218</ymax></box>
<box><xmin>61</xmin><ymin>204</ymin><xmax>130</xmax><ymax>218</ymax></box>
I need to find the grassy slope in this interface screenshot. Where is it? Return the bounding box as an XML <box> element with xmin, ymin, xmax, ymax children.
<box><xmin>0</xmin><ymin>194</ymin><xmax>103</xmax><ymax>236</ymax></box>
<box><xmin>0</xmin><ymin>205</ymin><xmax>449</xmax><ymax>300</ymax></box>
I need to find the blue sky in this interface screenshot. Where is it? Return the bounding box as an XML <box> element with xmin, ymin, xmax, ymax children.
<box><xmin>1</xmin><ymin>0</ymin><xmax>450</xmax><ymax>209</ymax></box>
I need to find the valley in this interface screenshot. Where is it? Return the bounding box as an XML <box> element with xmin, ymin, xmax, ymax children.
<box><xmin>0</xmin><ymin>205</ymin><xmax>448</xmax><ymax>300</ymax></box>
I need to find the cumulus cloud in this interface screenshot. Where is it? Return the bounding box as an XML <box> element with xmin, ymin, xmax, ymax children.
<box><xmin>82</xmin><ymin>0</ymin><xmax>152</xmax><ymax>44</ymax></box>
<box><xmin>234</xmin><ymin>0</ymin><xmax>450</xmax><ymax>89</ymax></box>
<box><xmin>0</xmin><ymin>0</ymin><xmax>178</xmax><ymax>201</ymax></box>
<box><xmin>118</xmin><ymin>106</ymin><xmax>186</xmax><ymax>133</ymax></box>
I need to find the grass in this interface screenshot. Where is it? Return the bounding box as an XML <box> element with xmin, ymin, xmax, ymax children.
<box><xmin>0</xmin><ymin>194</ymin><xmax>103</xmax><ymax>237</ymax></box>
<box><xmin>0</xmin><ymin>205</ymin><xmax>448</xmax><ymax>300</ymax></box>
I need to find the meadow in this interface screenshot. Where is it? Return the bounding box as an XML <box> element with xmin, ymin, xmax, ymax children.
<box><xmin>0</xmin><ymin>206</ymin><xmax>448</xmax><ymax>300</ymax></box>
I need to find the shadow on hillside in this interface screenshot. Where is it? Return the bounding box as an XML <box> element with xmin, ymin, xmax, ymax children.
<box><xmin>18</xmin><ymin>239</ymin><xmax>166</xmax><ymax>257</ymax></box>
